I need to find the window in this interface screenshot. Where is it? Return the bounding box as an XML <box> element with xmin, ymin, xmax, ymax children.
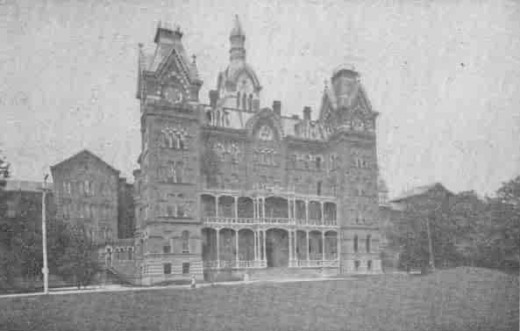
<box><xmin>317</xmin><ymin>181</ymin><xmax>322</xmax><ymax>196</ymax></box>
<box><xmin>182</xmin><ymin>231</ymin><xmax>190</xmax><ymax>253</ymax></box>
<box><xmin>354</xmin><ymin>260</ymin><xmax>360</xmax><ymax>271</ymax></box>
<box><xmin>236</xmin><ymin>92</ymin><xmax>240</xmax><ymax>109</ymax></box>
<box><xmin>366</xmin><ymin>235</ymin><xmax>371</xmax><ymax>253</ymax></box>
<box><xmin>353</xmin><ymin>235</ymin><xmax>358</xmax><ymax>253</ymax></box>
<box><xmin>182</xmin><ymin>262</ymin><xmax>190</xmax><ymax>275</ymax></box>
<box><xmin>163</xmin><ymin>245</ymin><xmax>171</xmax><ymax>253</ymax></box>
<box><xmin>316</xmin><ymin>156</ymin><xmax>322</xmax><ymax>170</ymax></box>
<box><xmin>163</xmin><ymin>263</ymin><xmax>172</xmax><ymax>275</ymax></box>
<box><xmin>177</xmin><ymin>204</ymin><xmax>185</xmax><ymax>218</ymax></box>
<box><xmin>367</xmin><ymin>260</ymin><xmax>372</xmax><ymax>271</ymax></box>
<box><xmin>167</xmin><ymin>205</ymin><xmax>174</xmax><ymax>217</ymax></box>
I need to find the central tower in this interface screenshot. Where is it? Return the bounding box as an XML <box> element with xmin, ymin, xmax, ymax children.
<box><xmin>134</xmin><ymin>22</ymin><xmax>204</xmax><ymax>284</ymax></box>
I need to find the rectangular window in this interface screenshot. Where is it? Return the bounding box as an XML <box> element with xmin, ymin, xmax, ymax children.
<box><xmin>367</xmin><ymin>260</ymin><xmax>372</xmax><ymax>271</ymax></box>
<box><xmin>163</xmin><ymin>245</ymin><xmax>171</xmax><ymax>253</ymax></box>
<box><xmin>182</xmin><ymin>262</ymin><xmax>190</xmax><ymax>275</ymax></box>
<box><xmin>163</xmin><ymin>263</ymin><xmax>172</xmax><ymax>275</ymax></box>
<box><xmin>354</xmin><ymin>260</ymin><xmax>360</xmax><ymax>271</ymax></box>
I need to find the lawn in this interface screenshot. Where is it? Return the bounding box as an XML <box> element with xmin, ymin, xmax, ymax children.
<box><xmin>0</xmin><ymin>267</ymin><xmax>517</xmax><ymax>331</ymax></box>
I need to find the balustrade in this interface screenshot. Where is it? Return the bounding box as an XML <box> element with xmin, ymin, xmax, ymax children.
<box><xmin>203</xmin><ymin>216</ymin><xmax>338</xmax><ymax>227</ymax></box>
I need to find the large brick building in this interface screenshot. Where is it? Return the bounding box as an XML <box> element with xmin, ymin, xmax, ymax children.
<box><xmin>51</xmin><ymin>150</ymin><xmax>134</xmax><ymax>243</ymax></box>
<box><xmin>130</xmin><ymin>17</ymin><xmax>383</xmax><ymax>285</ymax></box>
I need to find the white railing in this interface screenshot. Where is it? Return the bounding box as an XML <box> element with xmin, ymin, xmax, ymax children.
<box><xmin>294</xmin><ymin>259</ymin><xmax>339</xmax><ymax>268</ymax></box>
<box><xmin>203</xmin><ymin>260</ymin><xmax>267</xmax><ymax>269</ymax></box>
<box><xmin>202</xmin><ymin>217</ymin><xmax>338</xmax><ymax>227</ymax></box>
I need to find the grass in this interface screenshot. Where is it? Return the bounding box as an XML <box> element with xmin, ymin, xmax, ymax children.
<box><xmin>0</xmin><ymin>267</ymin><xmax>517</xmax><ymax>331</ymax></box>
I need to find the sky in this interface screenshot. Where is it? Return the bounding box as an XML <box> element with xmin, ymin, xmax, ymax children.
<box><xmin>0</xmin><ymin>0</ymin><xmax>519</xmax><ymax>198</ymax></box>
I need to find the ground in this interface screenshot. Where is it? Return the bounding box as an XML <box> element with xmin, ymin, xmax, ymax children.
<box><xmin>0</xmin><ymin>267</ymin><xmax>517</xmax><ymax>331</ymax></box>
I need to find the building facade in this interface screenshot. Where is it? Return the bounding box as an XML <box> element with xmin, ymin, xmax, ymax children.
<box><xmin>132</xmin><ymin>17</ymin><xmax>383</xmax><ymax>284</ymax></box>
<box><xmin>51</xmin><ymin>150</ymin><xmax>133</xmax><ymax>243</ymax></box>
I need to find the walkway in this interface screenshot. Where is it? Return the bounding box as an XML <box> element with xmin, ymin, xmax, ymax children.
<box><xmin>0</xmin><ymin>276</ymin><xmax>350</xmax><ymax>300</ymax></box>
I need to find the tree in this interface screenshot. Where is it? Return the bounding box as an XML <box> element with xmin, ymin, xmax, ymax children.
<box><xmin>49</xmin><ymin>222</ymin><xmax>100</xmax><ymax>289</ymax></box>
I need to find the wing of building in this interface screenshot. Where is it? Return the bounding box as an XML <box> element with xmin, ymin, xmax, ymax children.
<box><xmin>123</xmin><ymin>17</ymin><xmax>384</xmax><ymax>285</ymax></box>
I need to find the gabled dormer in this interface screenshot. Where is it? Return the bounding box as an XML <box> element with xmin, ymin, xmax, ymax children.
<box><xmin>319</xmin><ymin>67</ymin><xmax>377</xmax><ymax>136</ymax></box>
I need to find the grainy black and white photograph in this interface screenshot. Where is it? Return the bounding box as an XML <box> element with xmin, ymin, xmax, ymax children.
<box><xmin>0</xmin><ymin>0</ymin><xmax>519</xmax><ymax>330</ymax></box>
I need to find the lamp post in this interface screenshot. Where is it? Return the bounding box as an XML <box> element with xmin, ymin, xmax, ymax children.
<box><xmin>42</xmin><ymin>174</ymin><xmax>49</xmax><ymax>294</ymax></box>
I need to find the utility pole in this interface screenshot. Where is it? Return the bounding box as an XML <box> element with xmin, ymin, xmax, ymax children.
<box><xmin>426</xmin><ymin>213</ymin><xmax>435</xmax><ymax>271</ymax></box>
<box><xmin>42</xmin><ymin>174</ymin><xmax>49</xmax><ymax>294</ymax></box>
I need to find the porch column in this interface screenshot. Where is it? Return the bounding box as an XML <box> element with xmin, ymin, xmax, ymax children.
<box><xmin>288</xmin><ymin>230</ymin><xmax>293</xmax><ymax>266</ymax></box>
<box><xmin>234</xmin><ymin>196</ymin><xmax>238</xmax><ymax>221</ymax></box>
<box><xmin>253</xmin><ymin>231</ymin><xmax>257</xmax><ymax>262</ymax></box>
<box><xmin>262</xmin><ymin>198</ymin><xmax>266</xmax><ymax>220</ymax></box>
<box><xmin>322</xmin><ymin>231</ymin><xmax>326</xmax><ymax>261</ymax></box>
<box><xmin>262</xmin><ymin>230</ymin><xmax>266</xmax><ymax>264</ymax></box>
<box><xmin>215</xmin><ymin>195</ymin><xmax>219</xmax><ymax>218</ymax></box>
<box><xmin>216</xmin><ymin>228</ymin><xmax>220</xmax><ymax>269</ymax></box>
<box><xmin>320</xmin><ymin>201</ymin><xmax>324</xmax><ymax>225</ymax></box>
<box><xmin>305</xmin><ymin>200</ymin><xmax>309</xmax><ymax>224</ymax></box>
<box><xmin>235</xmin><ymin>230</ymin><xmax>239</xmax><ymax>266</ymax></box>
<box><xmin>306</xmin><ymin>230</ymin><xmax>310</xmax><ymax>263</ymax></box>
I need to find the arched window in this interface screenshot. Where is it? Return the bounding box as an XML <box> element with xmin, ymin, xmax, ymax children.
<box><xmin>236</xmin><ymin>92</ymin><xmax>241</xmax><ymax>109</ymax></box>
<box><xmin>366</xmin><ymin>235</ymin><xmax>371</xmax><ymax>253</ymax></box>
<box><xmin>353</xmin><ymin>235</ymin><xmax>358</xmax><ymax>253</ymax></box>
<box><xmin>182</xmin><ymin>231</ymin><xmax>190</xmax><ymax>253</ymax></box>
<box><xmin>248</xmin><ymin>94</ymin><xmax>253</xmax><ymax>111</ymax></box>
<box><xmin>242</xmin><ymin>93</ymin><xmax>247</xmax><ymax>111</ymax></box>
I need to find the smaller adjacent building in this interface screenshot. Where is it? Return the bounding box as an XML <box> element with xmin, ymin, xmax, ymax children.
<box><xmin>0</xmin><ymin>180</ymin><xmax>56</xmax><ymax>248</ymax></box>
<box><xmin>50</xmin><ymin>150</ymin><xmax>134</xmax><ymax>244</ymax></box>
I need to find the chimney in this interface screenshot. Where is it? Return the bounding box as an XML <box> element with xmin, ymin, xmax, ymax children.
<box><xmin>209</xmin><ymin>90</ymin><xmax>218</xmax><ymax>108</ymax></box>
<box><xmin>272</xmin><ymin>101</ymin><xmax>281</xmax><ymax>116</ymax></box>
<box><xmin>303</xmin><ymin>106</ymin><xmax>312</xmax><ymax>121</ymax></box>
<box><xmin>154</xmin><ymin>23</ymin><xmax>183</xmax><ymax>44</ymax></box>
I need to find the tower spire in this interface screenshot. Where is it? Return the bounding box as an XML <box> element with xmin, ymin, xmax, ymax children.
<box><xmin>229</xmin><ymin>15</ymin><xmax>246</xmax><ymax>62</ymax></box>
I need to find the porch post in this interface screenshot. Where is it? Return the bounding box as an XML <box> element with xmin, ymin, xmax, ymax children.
<box><xmin>322</xmin><ymin>231</ymin><xmax>326</xmax><ymax>261</ymax></box>
<box><xmin>216</xmin><ymin>228</ymin><xmax>220</xmax><ymax>269</ymax></box>
<box><xmin>320</xmin><ymin>201</ymin><xmax>324</xmax><ymax>225</ymax></box>
<box><xmin>288</xmin><ymin>230</ymin><xmax>292</xmax><ymax>266</ymax></box>
<box><xmin>306</xmin><ymin>230</ymin><xmax>310</xmax><ymax>265</ymax></box>
<box><xmin>305</xmin><ymin>200</ymin><xmax>309</xmax><ymax>225</ymax></box>
<box><xmin>215</xmin><ymin>195</ymin><xmax>219</xmax><ymax>218</ymax></box>
<box><xmin>234</xmin><ymin>196</ymin><xmax>238</xmax><ymax>221</ymax></box>
<box><xmin>262</xmin><ymin>230</ymin><xmax>267</xmax><ymax>265</ymax></box>
<box><xmin>235</xmin><ymin>229</ymin><xmax>239</xmax><ymax>267</ymax></box>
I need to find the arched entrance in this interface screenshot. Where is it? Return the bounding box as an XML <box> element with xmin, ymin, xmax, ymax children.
<box><xmin>266</xmin><ymin>228</ymin><xmax>289</xmax><ymax>267</ymax></box>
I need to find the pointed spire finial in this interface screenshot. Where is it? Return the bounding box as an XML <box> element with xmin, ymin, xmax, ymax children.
<box><xmin>230</xmin><ymin>14</ymin><xmax>244</xmax><ymax>38</ymax></box>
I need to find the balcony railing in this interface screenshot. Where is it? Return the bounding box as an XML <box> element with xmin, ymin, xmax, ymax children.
<box><xmin>203</xmin><ymin>260</ymin><xmax>267</xmax><ymax>269</ymax></box>
<box><xmin>202</xmin><ymin>217</ymin><xmax>338</xmax><ymax>227</ymax></box>
<box><xmin>202</xmin><ymin>259</ymin><xmax>338</xmax><ymax>269</ymax></box>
